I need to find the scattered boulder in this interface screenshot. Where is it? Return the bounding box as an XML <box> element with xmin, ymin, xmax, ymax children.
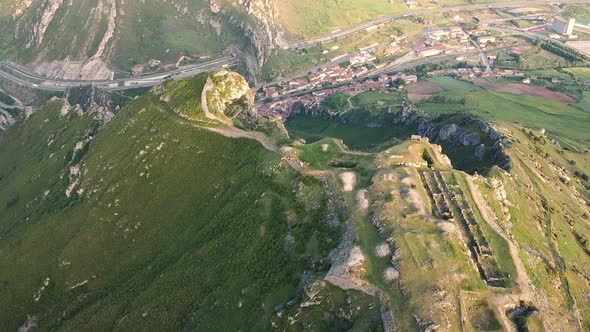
<box><xmin>383</xmin><ymin>267</ymin><xmax>399</xmax><ymax>281</ymax></box>
<box><xmin>375</xmin><ymin>243</ymin><xmax>391</xmax><ymax>257</ymax></box>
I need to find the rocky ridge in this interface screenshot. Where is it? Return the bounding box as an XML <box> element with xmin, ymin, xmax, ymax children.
<box><xmin>288</xmin><ymin>102</ymin><xmax>511</xmax><ymax>172</ymax></box>
<box><xmin>5</xmin><ymin>0</ymin><xmax>287</xmax><ymax>82</ymax></box>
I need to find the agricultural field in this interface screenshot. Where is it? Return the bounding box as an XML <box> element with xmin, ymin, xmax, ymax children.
<box><xmin>525</xmin><ymin>68</ymin><xmax>573</xmax><ymax>80</ymax></box>
<box><xmin>350</xmin><ymin>90</ymin><xmax>404</xmax><ymax>110</ymax></box>
<box><xmin>577</xmin><ymin>91</ymin><xmax>590</xmax><ymax>112</ymax></box>
<box><xmin>562</xmin><ymin>4</ymin><xmax>590</xmax><ymax>25</ymax></box>
<box><xmin>563</xmin><ymin>67</ymin><xmax>590</xmax><ymax>82</ymax></box>
<box><xmin>416</xmin><ymin>77</ymin><xmax>590</xmax><ymax>149</ymax></box>
<box><xmin>429</xmin><ymin>76</ymin><xmax>481</xmax><ymax>92</ymax></box>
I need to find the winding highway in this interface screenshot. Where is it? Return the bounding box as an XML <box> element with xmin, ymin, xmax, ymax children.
<box><xmin>0</xmin><ymin>0</ymin><xmax>588</xmax><ymax>91</ymax></box>
<box><xmin>0</xmin><ymin>56</ymin><xmax>237</xmax><ymax>92</ymax></box>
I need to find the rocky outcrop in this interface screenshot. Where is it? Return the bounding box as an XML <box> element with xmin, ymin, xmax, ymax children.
<box><xmin>393</xmin><ymin>103</ymin><xmax>423</xmax><ymax>124</ymax></box>
<box><xmin>417</xmin><ymin>116</ymin><xmax>510</xmax><ymax>171</ymax></box>
<box><xmin>93</xmin><ymin>0</ymin><xmax>117</xmax><ymax>59</ymax></box>
<box><xmin>460</xmin><ymin>132</ymin><xmax>480</xmax><ymax>146</ymax></box>
<box><xmin>206</xmin><ymin>70</ymin><xmax>258</xmax><ymax>128</ymax></box>
<box><xmin>418</xmin><ymin>121</ymin><xmax>480</xmax><ymax>147</ymax></box>
<box><xmin>0</xmin><ymin>109</ymin><xmax>16</xmax><ymax>130</ymax></box>
<box><xmin>10</xmin><ymin>0</ymin><xmax>33</xmax><ymax>17</ymax></box>
<box><xmin>288</xmin><ymin>100</ymin><xmax>511</xmax><ymax>172</ymax></box>
<box><xmin>438</xmin><ymin>124</ymin><xmax>457</xmax><ymax>141</ymax></box>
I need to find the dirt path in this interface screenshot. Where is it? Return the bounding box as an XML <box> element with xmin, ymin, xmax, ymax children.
<box><xmin>204</xmin><ymin>126</ymin><xmax>277</xmax><ymax>151</ymax></box>
<box><xmin>464</xmin><ymin>175</ymin><xmax>560</xmax><ymax>331</ymax></box>
<box><xmin>324</xmin><ymin>212</ymin><xmax>396</xmax><ymax>332</ymax></box>
<box><xmin>465</xmin><ymin>176</ymin><xmax>531</xmax><ymax>293</ymax></box>
<box><xmin>356</xmin><ymin>189</ymin><xmax>369</xmax><ymax>212</ymax></box>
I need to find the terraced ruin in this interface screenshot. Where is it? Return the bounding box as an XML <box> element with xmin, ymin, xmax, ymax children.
<box><xmin>421</xmin><ymin>170</ymin><xmax>505</xmax><ymax>287</ymax></box>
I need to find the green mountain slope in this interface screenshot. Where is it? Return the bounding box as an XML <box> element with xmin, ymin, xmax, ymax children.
<box><xmin>0</xmin><ymin>79</ymin><xmax>343</xmax><ymax>330</ymax></box>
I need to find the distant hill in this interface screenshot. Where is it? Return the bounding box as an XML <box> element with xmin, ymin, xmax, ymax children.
<box><xmin>0</xmin><ymin>0</ymin><xmax>287</xmax><ymax>83</ymax></box>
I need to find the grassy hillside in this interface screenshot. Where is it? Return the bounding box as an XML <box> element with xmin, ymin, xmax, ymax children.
<box><xmin>478</xmin><ymin>124</ymin><xmax>590</xmax><ymax>330</ymax></box>
<box><xmin>0</xmin><ymin>81</ymin><xmax>346</xmax><ymax>329</ymax></box>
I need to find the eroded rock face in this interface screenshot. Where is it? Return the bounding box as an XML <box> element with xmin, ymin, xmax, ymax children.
<box><xmin>8</xmin><ymin>0</ymin><xmax>288</xmax><ymax>83</ymax></box>
<box><xmin>31</xmin><ymin>0</ymin><xmax>64</xmax><ymax>46</ymax></box>
<box><xmin>34</xmin><ymin>58</ymin><xmax>114</xmax><ymax>80</ymax></box>
<box><xmin>223</xmin><ymin>0</ymin><xmax>288</xmax><ymax>83</ymax></box>
<box><xmin>64</xmin><ymin>85</ymin><xmax>114</xmax><ymax>122</ymax></box>
<box><xmin>395</xmin><ymin>104</ymin><xmax>423</xmax><ymax>124</ymax></box>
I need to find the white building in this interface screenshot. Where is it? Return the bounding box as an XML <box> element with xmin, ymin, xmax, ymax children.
<box><xmin>551</xmin><ymin>17</ymin><xmax>575</xmax><ymax>36</ymax></box>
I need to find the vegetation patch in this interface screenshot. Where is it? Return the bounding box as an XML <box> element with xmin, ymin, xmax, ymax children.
<box><xmin>350</xmin><ymin>90</ymin><xmax>404</xmax><ymax>110</ymax></box>
<box><xmin>0</xmin><ymin>86</ymin><xmax>343</xmax><ymax>330</ymax></box>
<box><xmin>286</xmin><ymin>113</ymin><xmax>417</xmax><ymax>152</ymax></box>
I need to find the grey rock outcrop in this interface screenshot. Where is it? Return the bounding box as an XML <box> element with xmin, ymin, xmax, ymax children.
<box><xmin>460</xmin><ymin>132</ymin><xmax>481</xmax><ymax>146</ymax></box>
<box><xmin>475</xmin><ymin>144</ymin><xmax>486</xmax><ymax>160</ymax></box>
<box><xmin>438</xmin><ymin>124</ymin><xmax>458</xmax><ymax>140</ymax></box>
